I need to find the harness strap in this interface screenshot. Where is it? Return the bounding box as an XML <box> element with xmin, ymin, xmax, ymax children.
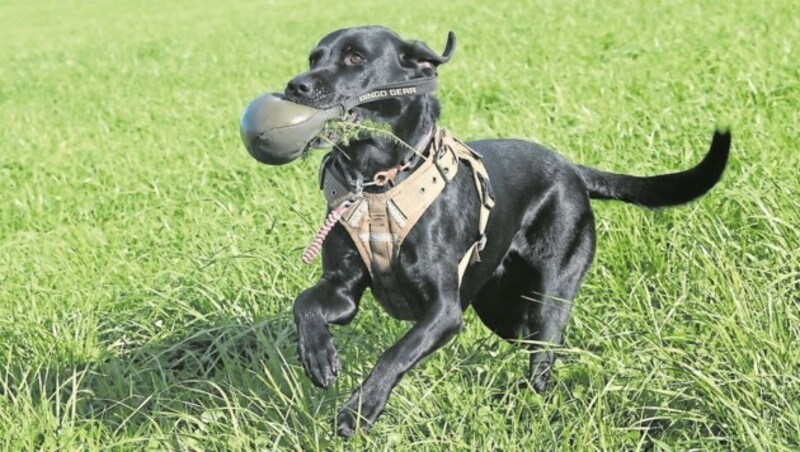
<box><xmin>335</xmin><ymin>138</ymin><xmax>459</xmax><ymax>278</ymax></box>
<box><xmin>441</xmin><ymin>132</ymin><xmax>494</xmax><ymax>285</ymax></box>
<box><xmin>318</xmin><ymin>128</ymin><xmax>493</xmax><ymax>319</ymax></box>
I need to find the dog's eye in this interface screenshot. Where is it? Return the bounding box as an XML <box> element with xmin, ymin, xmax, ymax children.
<box><xmin>346</xmin><ymin>52</ymin><xmax>366</xmax><ymax>66</ymax></box>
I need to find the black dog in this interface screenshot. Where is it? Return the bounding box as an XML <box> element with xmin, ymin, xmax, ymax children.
<box><xmin>283</xmin><ymin>26</ymin><xmax>730</xmax><ymax>436</ymax></box>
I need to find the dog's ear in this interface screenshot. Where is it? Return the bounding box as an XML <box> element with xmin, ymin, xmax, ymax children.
<box><xmin>401</xmin><ymin>31</ymin><xmax>456</xmax><ymax>71</ymax></box>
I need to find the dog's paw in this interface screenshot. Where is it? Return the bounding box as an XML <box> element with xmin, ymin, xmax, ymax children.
<box><xmin>529</xmin><ymin>362</ymin><xmax>552</xmax><ymax>394</ymax></box>
<box><xmin>532</xmin><ymin>372</ymin><xmax>550</xmax><ymax>394</ymax></box>
<box><xmin>335</xmin><ymin>410</ymin><xmax>362</xmax><ymax>438</ymax></box>
<box><xmin>335</xmin><ymin>386</ymin><xmax>388</xmax><ymax>437</ymax></box>
<box><xmin>297</xmin><ymin>327</ymin><xmax>340</xmax><ymax>389</ymax></box>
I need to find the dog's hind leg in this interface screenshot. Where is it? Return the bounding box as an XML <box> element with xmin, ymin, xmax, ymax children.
<box><xmin>471</xmin><ymin>253</ymin><xmax>542</xmax><ymax>341</ymax></box>
<box><xmin>473</xmin><ymin>220</ymin><xmax>595</xmax><ymax>393</ymax></box>
<box><xmin>522</xmin><ymin>218</ymin><xmax>595</xmax><ymax>392</ymax></box>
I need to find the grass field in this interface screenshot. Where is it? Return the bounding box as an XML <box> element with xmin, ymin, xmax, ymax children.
<box><xmin>1</xmin><ymin>0</ymin><xmax>798</xmax><ymax>449</ymax></box>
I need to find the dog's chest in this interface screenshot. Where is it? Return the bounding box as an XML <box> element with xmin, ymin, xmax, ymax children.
<box><xmin>369</xmin><ymin>273</ymin><xmax>423</xmax><ymax>321</ymax></box>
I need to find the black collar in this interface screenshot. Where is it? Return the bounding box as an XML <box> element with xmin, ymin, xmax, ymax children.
<box><xmin>325</xmin><ymin>127</ymin><xmax>435</xmax><ymax>194</ymax></box>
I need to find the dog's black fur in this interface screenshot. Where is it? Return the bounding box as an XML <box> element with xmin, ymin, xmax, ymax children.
<box><xmin>283</xmin><ymin>26</ymin><xmax>730</xmax><ymax>437</ymax></box>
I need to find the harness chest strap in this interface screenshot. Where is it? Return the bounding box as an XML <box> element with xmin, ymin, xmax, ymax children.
<box><xmin>320</xmin><ymin>128</ymin><xmax>494</xmax><ymax>288</ymax></box>
<box><xmin>453</xmin><ymin>138</ymin><xmax>494</xmax><ymax>285</ymax></box>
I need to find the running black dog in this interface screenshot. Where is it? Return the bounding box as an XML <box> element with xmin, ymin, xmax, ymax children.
<box><xmin>283</xmin><ymin>26</ymin><xmax>730</xmax><ymax>436</ymax></box>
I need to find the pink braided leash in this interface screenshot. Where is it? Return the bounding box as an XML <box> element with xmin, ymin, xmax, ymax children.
<box><xmin>301</xmin><ymin>200</ymin><xmax>353</xmax><ymax>264</ymax></box>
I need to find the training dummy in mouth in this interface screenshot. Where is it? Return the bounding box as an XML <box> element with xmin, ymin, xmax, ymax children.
<box><xmin>238</xmin><ymin>32</ymin><xmax>456</xmax><ymax>166</ymax></box>
<box><xmin>239</xmin><ymin>78</ymin><xmax>441</xmax><ymax>166</ymax></box>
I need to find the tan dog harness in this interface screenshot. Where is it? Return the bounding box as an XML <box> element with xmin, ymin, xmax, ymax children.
<box><xmin>319</xmin><ymin>128</ymin><xmax>494</xmax><ymax>320</ymax></box>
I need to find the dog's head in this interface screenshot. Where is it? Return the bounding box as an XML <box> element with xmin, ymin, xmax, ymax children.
<box><xmin>284</xmin><ymin>26</ymin><xmax>455</xmax><ymax>145</ymax></box>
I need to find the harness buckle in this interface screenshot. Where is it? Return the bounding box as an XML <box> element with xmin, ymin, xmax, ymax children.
<box><xmin>468</xmin><ymin>234</ymin><xmax>487</xmax><ymax>266</ymax></box>
<box><xmin>477</xmin><ymin>234</ymin><xmax>487</xmax><ymax>251</ymax></box>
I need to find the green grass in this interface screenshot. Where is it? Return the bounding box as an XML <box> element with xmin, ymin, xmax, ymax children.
<box><xmin>1</xmin><ymin>0</ymin><xmax>798</xmax><ymax>449</ymax></box>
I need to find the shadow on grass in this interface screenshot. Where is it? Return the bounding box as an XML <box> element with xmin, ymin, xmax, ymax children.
<box><xmin>2</xmin><ymin>305</ymin><xmax>731</xmax><ymax>448</ymax></box>
<box><xmin>2</xmin><ymin>312</ymin><xmax>349</xmax><ymax>446</ymax></box>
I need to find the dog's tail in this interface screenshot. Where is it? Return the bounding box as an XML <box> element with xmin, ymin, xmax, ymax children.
<box><xmin>577</xmin><ymin>130</ymin><xmax>731</xmax><ymax>208</ymax></box>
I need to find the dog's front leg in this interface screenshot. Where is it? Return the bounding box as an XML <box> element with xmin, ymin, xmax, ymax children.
<box><xmin>336</xmin><ymin>287</ymin><xmax>462</xmax><ymax>437</ymax></box>
<box><xmin>294</xmin><ymin>274</ymin><xmax>364</xmax><ymax>389</ymax></box>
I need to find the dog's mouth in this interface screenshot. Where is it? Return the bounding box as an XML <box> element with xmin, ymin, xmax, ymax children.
<box><xmin>305</xmin><ymin>108</ymin><xmax>369</xmax><ymax>152</ymax></box>
<box><xmin>344</xmin><ymin>108</ymin><xmax>362</xmax><ymax>124</ymax></box>
<box><xmin>299</xmin><ymin>84</ymin><xmax>425</xmax><ymax>155</ymax></box>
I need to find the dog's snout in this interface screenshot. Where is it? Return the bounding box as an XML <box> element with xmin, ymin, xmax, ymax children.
<box><xmin>286</xmin><ymin>75</ymin><xmax>315</xmax><ymax>99</ymax></box>
<box><xmin>288</xmin><ymin>80</ymin><xmax>311</xmax><ymax>94</ymax></box>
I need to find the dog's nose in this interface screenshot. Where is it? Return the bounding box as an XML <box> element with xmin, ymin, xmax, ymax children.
<box><xmin>285</xmin><ymin>75</ymin><xmax>315</xmax><ymax>99</ymax></box>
